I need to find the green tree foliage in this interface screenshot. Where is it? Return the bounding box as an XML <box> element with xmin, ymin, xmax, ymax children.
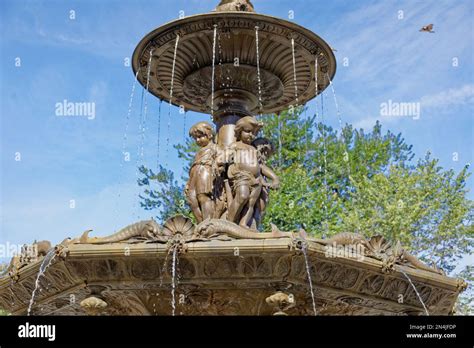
<box><xmin>258</xmin><ymin>107</ymin><xmax>472</xmax><ymax>274</ymax></box>
<box><xmin>137</xmin><ymin>137</ymin><xmax>199</xmax><ymax>223</ymax></box>
<box><xmin>454</xmin><ymin>265</ymin><xmax>473</xmax><ymax>315</ymax></box>
<box><xmin>137</xmin><ymin>165</ymin><xmax>192</xmax><ymax>223</ymax></box>
<box><xmin>343</xmin><ymin>156</ymin><xmax>473</xmax><ymax>273</ymax></box>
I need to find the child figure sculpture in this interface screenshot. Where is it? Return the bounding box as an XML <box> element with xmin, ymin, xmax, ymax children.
<box><xmin>185</xmin><ymin>121</ymin><xmax>217</xmax><ymax>223</ymax></box>
<box><xmin>227</xmin><ymin>116</ymin><xmax>265</xmax><ymax>227</ymax></box>
<box><xmin>251</xmin><ymin>138</ymin><xmax>280</xmax><ymax>228</ymax></box>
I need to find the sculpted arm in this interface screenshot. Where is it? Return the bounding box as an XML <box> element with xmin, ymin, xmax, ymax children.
<box><xmin>260</xmin><ymin>163</ymin><xmax>280</xmax><ymax>189</ymax></box>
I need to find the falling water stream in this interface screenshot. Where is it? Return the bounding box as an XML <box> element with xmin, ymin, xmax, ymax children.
<box><xmin>314</xmin><ymin>57</ymin><xmax>329</xmax><ymax>236</ymax></box>
<box><xmin>159</xmin><ymin>247</ymin><xmax>173</xmax><ymax>287</ymax></box>
<box><xmin>135</xmin><ymin>89</ymin><xmax>145</xmax><ymax>163</ymax></box>
<box><xmin>314</xmin><ymin>57</ymin><xmax>319</xmax><ymax>96</ymax></box>
<box><xmin>166</xmin><ymin>35</ymin><xmax>180</xmax><ymax>167</ymax></box>
<box><xmin>27</xmin><ymin>250</ymin><xmax>56</xmax><ymax>316</ymax></box>
<box><xmin>326</xmin><ymin>72</ymin><xmax>344</xmax><ymax>140</ymax></box>
<box><xmin>182</xmin><ymin>111</ymin><xmax>187</xmax><ymax>142</ymax></box>
<box><xmin>326</xmin><ymin>71</ymin><xmax>349</xmax><ymax>175</ymax></box>
<box><xmin>121</xmin><ymin>68</ymin><xmax>140</xmax><ymax>165</ymax></box>
<box><xmin>114</xmin><ymin>68</ymin><xmax>140</xmax><ymax>220</ymax></box>
<box><xmin>400</xmin><ymin>269</ymin><xmax>430</xmax><ymax>316</ymax></box>
<box><xmin>291</xmin><ymin>38</ymin><xmax>299</xmax><ymax>105</ymax></box>
<box><xmin>139</xmin><ymin>49</ymin><xmax>154</xmax><ymax>160</ymax></box>
<box><xmin>9</xmin><ymin>286</ymin><xmax>15</xmax><ymax>307</ymax></box>
<box><xmin>157</xmin><ymin>244</ymin><xmax>180</xmax><ymax>316</ymax></box>
<box><xmin>217</xmin><ymin>30</ymin><xmax>223</xmax><ymax>90</ymax></box>
<box><xmin>321</xmin><ymin>121</ymin><xmax>329</xmax><ymax>236</ymax></box>
<box><xmin>277</xmin><ymin>112</ymin><xmax>282</xmax><ymax>166</ymax></box>
<box><xmin>301</xmin><ymin>244</ymin><xmax>317</xmax><ymax>316</ymax></box>
<box><xmin>181</xmin><ymin>110</ymin><xmax>187</xmax><ymax>178</ymax></box>
<box><xmin>171</xmin><ymin>245</ymin><xmax>178</xmax><ymax>316</ymax></box>
<box><xmin>211</xmin><ymin>25</ymin><xmax>217</xmax><ymax>120</ymax></box>
<box><xmin>176</xmin><ymin>246</ymin><xmax>182</xmax><ymax>315</ymax></box>
<box><xmin>325</xmin><ymin>71</ymin><xmax>364</xmax><ymax>232</ymax></box>
<box><xmin>156</xmin><ymin>99</ymin><xmax>163</xmax><ymax>171</ymax></box>
<box><xmin>255</xmin><ymin>26</ymin><xmax>263</xmax><ymax>114</ymax></box>
<box><xmin>134</xmin><ymin>50</ymin><xmax>154</xmax><ymax>219</ymax></box>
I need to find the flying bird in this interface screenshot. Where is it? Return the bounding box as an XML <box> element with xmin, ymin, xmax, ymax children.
<box><xmin>419</xmin><ymin>24</ymin><xmax>435</xmax><ymax>33</ymax></box>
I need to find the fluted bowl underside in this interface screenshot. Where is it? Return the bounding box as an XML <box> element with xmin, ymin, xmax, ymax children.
<box><xmin>132</xmin><ymin>12</ymin><xmax>337</xmax><ymax>115</ymax></box>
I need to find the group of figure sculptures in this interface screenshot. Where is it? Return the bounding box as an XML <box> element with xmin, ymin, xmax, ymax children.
<box><xmin>185</xmin><ymin>116</ymin><xmax>279</xmax><ymax>230</ymax></box>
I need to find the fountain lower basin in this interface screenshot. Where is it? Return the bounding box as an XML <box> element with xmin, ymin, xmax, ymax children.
<box><xmin>0</xmin><ymin>237</ymin><xmax>464</xmax><ymax>316</ymax></box>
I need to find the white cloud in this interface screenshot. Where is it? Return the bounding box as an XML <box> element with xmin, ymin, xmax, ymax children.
<box><xmin>56</xmin><ymin>34</ymin><xmax>91</xmax><ymax>46</ymax></box>
<box><xmin>420</xmin><ymin>84</ymin><xmax>474</xmax><ymax>109</ymax></box>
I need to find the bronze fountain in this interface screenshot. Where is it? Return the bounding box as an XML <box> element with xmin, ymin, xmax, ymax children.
<box><xmin>132</xmin><ymin>0</ymin><xmax>336</xmax><ymax>229</ymax></box>
<box><xmin>0</xmin><ymin>0</ymin><xmax>466</xmax><ymax>316</ymax></box>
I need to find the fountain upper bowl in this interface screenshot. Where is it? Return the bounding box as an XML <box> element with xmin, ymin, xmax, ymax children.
<box><xmin>132</xmin><ymin>11</ymin><xmax>337</xmax><ymax>116</ymax></box>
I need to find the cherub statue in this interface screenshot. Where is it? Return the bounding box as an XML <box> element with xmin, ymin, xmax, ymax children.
<box><xmin>185</xmin><ymin>121</ymin><xmax>218</xmax><ymax>223</ymax></box>
<box><xmin>251</xmin><ymin>138</ymin><xmax>280</xmax><ymax>228</ymax></box>
<box><xmin>227</xmin><ymin>116</ymin><xmax>264</xmax><ymax>227</ymax></box>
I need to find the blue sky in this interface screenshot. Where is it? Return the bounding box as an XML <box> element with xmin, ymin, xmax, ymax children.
<box><xmin>0</xmin><ymin>0</ymin><xmax>473</xmax><ymax>269</ymax></box>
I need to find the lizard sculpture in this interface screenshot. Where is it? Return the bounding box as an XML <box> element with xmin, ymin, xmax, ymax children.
<box><xmin>308</xmin><ymin>232</ymin><xmax>366</xmax><ymax>245</ymax></box>
<box><xmin>391</xmin><ymin>241</ymin><xmax>444</xmax><ymax>275</ymax></box>
<box><xmin>77</xmin><ymin>220</ymin><xmax>162</xmax><ymax>244</ymax></box>
<box><xmin>308</xmin><ymin>232</ymin><xmax>444</xmax><ymax>275</ymax></box>
<box><xmin>194</xmin><ymin>219</ymin><xmax>306</xmax><ymax>239</ymax></box>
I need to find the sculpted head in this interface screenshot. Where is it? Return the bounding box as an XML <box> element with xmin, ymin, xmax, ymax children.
<box><xmin>235</xmin><ymin>116</ymin><xmax>263</xmax><ymax>144</ymax></box>
<box><xmin>189</xmin><ymin>121</ymin><xmax>215</xmax><ymax>147</ymax></box>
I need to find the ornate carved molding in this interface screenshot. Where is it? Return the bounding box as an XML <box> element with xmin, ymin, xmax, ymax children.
<box><xmin>0</xmin><ymin>231</ymin><xmax>464</xmax><ymax>316</ymax></box>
